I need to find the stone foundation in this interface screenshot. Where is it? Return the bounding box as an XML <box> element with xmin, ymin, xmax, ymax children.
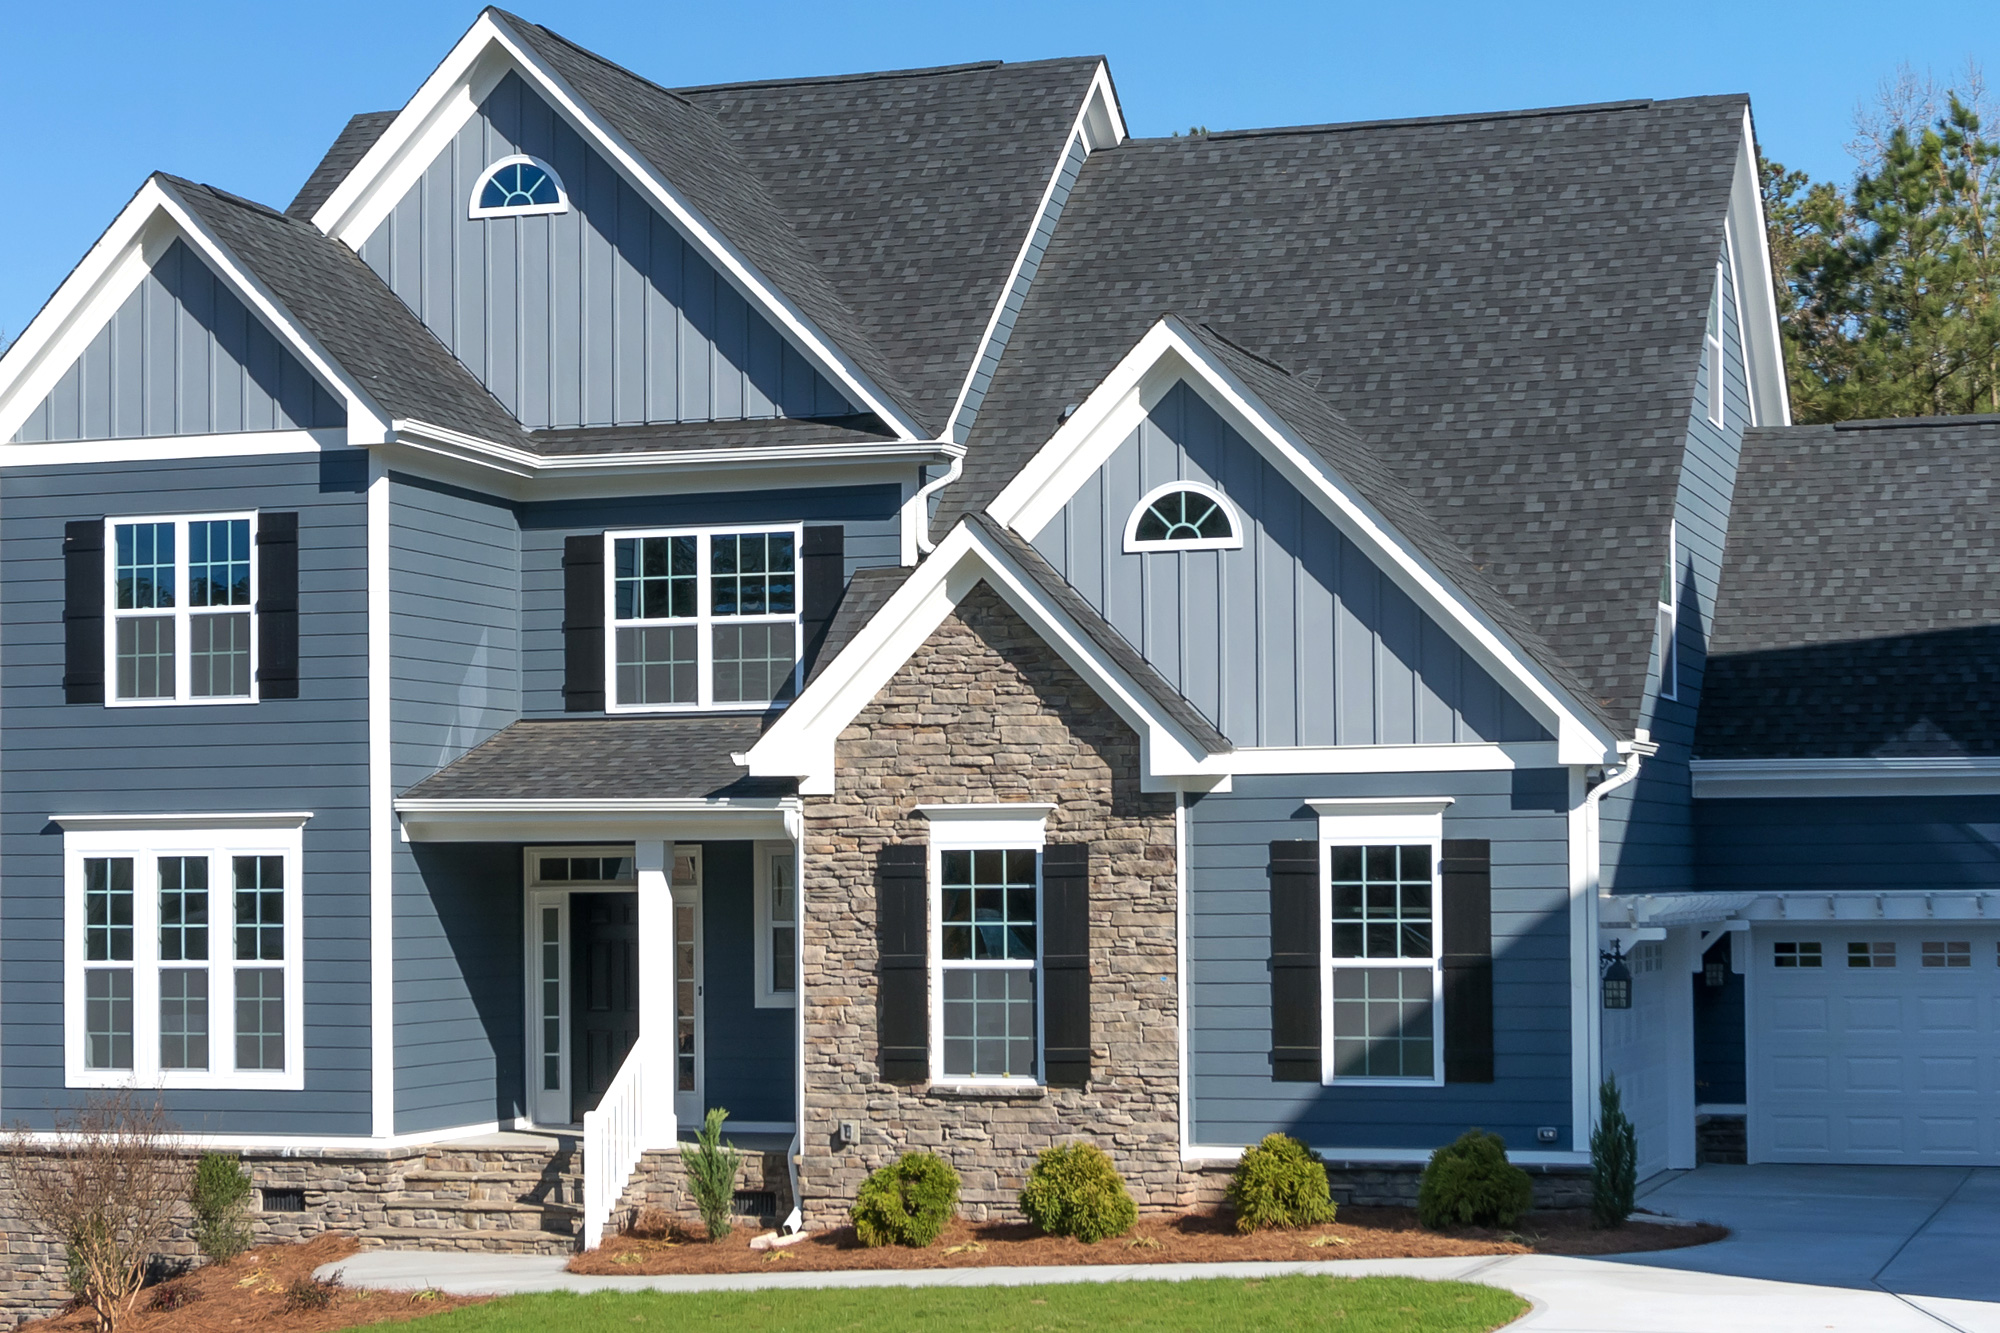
<box><xmin>1696</xmin><ymin>1113</ymin><xmax>1747</xmax><ymax>1165</ymax></box>
<box><xmin>614</xmin><ymin>1148</ymin><xmax>795</xmax><ymax>1232</ymax></box>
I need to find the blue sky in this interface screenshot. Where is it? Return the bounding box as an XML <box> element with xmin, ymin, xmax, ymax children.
<box><xmin>4</xmin><ymin>0</ymin><xmax>1997</xmax><ymax>342</ymax></box>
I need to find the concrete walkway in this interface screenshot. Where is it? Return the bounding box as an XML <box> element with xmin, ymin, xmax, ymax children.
<box><xmin>324</xmin><ymin>1164</ymin><xmax>2000</xmax><ymax>1332</ymax></box>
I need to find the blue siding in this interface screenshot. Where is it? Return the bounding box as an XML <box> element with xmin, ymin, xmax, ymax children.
<box><xmin>1603</xmin><ymin>245</ymin><xmax>1750</xmax><ymax>895</ymax></box>
<box><xmin>1035</xmin><ymin>383</ymin><xmax>1547</xmax><ymax>749</ymax></box>
<box><xmin>1696</xmin><ymin>795</ymin><xmax>2000</xmax><ymax>892</ymax></box>
<box><xmin>0</xmin><ymin>452</ymin><xmax>372</xmax><ymax>1134</ymax></box>
<box><xmin>360</xmin><ymin>72</ymin><xmax>851</xmax><ymax>430</ymax></box>
<box><xmin>951</xmin><ymin>134</ymin><xmax>1087</xmax><ymax>444</ymax></box>
<box><xmin>518</xmin><ymin>485</ymin><xmax>904</xmax><ymax>716</ymax></box>
<box><xmin>698</xmin><ymin>842</ymin><xmax>793</xmax><ymax>1125</ymax></box>
<box><xmin>390</xmin><ymin>474</ymin><xmax>525</xmax><ymax>1132</ymax></box>
<box><xmin>12</xmin><ymin>240</ymin><xmax>344</xmax><ymax>443</ymax></box>
<box><xmin>1188</xmin><ymin>771</ymin><xmax>1575</xmax><ymax>1153</ymax></box>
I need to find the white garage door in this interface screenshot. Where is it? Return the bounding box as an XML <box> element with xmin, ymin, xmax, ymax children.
<box><xmin>1750</xmin><ymin>924</ymin><xmax>2000</xmax><ymax>1163</ymax></box>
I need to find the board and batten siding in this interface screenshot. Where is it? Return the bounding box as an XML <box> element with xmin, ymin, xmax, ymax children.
<box><xmin>360</xmin><ymin>72</ymin><xmax>851</xmax><ymax>431</ymax></box>
<box><xmin>1602</xmin><ymin>246</ymin><xmax>1750</xmax><ymax>896</ymax></box>
<box><xmin>0</xmin><ymin>451</ymin><xmax>371</xmax><ymax>1134</ymax></box>
<box><xmin>1187</xmin><ymin>770</ymin><xmax>1575</xmax><ymax>1152</ymax></box>
<box><xmin>1696</xmin><ymin>795</ymin><xmax>2000</xmax><ymax>893</ymax></box>
<box><xmin>697</xmin><ymin>842</ymin><xmax>793</xmax><ymax>1125</ymax></box>
<box><xmin>1033</xmin><ymin>382</ymin><xmax>1548</xmax><ymax>749</ymax></box>
<box><xmin>12</xmin><ymin>240</ymin><xmax>345</xmax><ymax>443</ymax></box>
<box><xmin>951</xmin><ymin>134</ymin><xmax>1087</xmax><ymax>443</ymax></box>
<box><xmin>518</xmin><ymin>484</ymin><xmax>904</xmax><ymax>717</ymax></box>
<box><xmin>389</xmin><ymin>473</ymin><xmax>527</xmax><ymax>1133</ymax></box>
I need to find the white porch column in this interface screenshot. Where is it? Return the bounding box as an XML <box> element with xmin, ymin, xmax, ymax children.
<box><xmin>635</xmin><ymin>839</ymin><xmax>678</xmax><ymax>1146</ymax></box>
<box><xmin>1665</xmin><ymin>926</ymin><xmax>1700</xmax><ymax>1170</ymax></box>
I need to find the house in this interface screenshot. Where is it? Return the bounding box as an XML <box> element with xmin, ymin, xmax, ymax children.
<box><xmin>2</xmin><ymin>7</ymin><xmax>1985</xmax><ymax>1318</ymax></box>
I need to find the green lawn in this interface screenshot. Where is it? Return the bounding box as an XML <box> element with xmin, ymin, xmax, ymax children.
<box><xmin>344</xmin><ymin>1275</ymin><xmax>1524</xmax><ymax>1333</ymax></box>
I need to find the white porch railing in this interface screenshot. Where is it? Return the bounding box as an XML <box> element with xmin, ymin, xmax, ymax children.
<box><xmin>581</xmin><ymin>1049</ymin><xmax>647</xmax><ymax>1250</ymax></box>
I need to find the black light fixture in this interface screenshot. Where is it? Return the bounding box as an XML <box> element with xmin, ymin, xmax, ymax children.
<box><xmin>1600</xmin><ymin>941</ymin><xmax>1633</xmax><ymax>1010</ymax></box>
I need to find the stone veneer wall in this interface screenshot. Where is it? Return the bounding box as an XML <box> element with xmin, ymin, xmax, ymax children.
<box><xmin>797</xmin><ymin>583</ymin><xmax>1187</xmax><ymax>1228</ymax></box>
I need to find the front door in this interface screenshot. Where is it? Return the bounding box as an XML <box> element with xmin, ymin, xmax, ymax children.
<box><xmin>570</xmin><ymin>893</ymin><xmax>640</xmax><ymax>1123</ymax></box>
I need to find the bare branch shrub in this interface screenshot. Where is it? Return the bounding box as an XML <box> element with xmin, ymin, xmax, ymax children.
<box><xmin>5</xmin><ymin>1090</ymin><xmax>192</xmax><ymax>1333</ymax></box>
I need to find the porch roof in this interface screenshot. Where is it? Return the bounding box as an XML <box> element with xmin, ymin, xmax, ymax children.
<box><xmin>401</xmin><ymin>716</ymin><xmax>794</xmax><ymax>803</ymax></box>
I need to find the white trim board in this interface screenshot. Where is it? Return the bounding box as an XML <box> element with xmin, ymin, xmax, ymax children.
<box><xmin>985</xmin><ymin>315</ymin><xmax>1620</xmax><ymax>767</ymax></box>
<box><xmin>0</xmin><ymin>429</ymin><xmax>344</xmax><ymax>471</ymax></box>
<box><xmin>1690</xmin><ymin>757</ymin><xmax>2000</xmax><ymax>799</ymax></box>
<box><xmin>1729</xmin><ymin>107</ymin><xmax>1792</xmax><ymax>428</ymax></box>
<box><xmin>396</xmin><ymin>798</ymin><xmax>798</xmax><ymax>845</ymax></box>
<box><xmin>308</xmin><ymin>11</ymin><xmax>923</xmax><ymax>443</ymax></box>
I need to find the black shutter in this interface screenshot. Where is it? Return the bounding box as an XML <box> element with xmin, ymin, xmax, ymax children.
<box><xmin>1441</xmin><ymin>839</ymin><xmax>1495</xmax><ymax>1083</ymax></box>
<box><xmin>1041</xmin><ymin>844</ymin><xmax>1091</xmax><ymax>1087</ymax></box>
<box><xmin>62</xmin><ymin>520</ymin><xmax>105</xmax><ymax>705</ymax></box>
<box><xmin>562</xmin><ymin>535</ymin><xmax>605</xmax><ymax>712</ymax></box>
<box><xmin>255</xmin><ymin>512</ymin><xmax>300</xmax><ymax>699</ymax></box>
<box><xmin>1270</xmin><ymin>839</ymin><xmax>1321</xmax><ymax>1081</ymax></box>
<box><xmin>876</xmin><ymin>843</ymin><xmax>929</xmax><ymax>1083</ymax></box>
<box><xmin>799</xmin><ymin>525</ymin><xmax>844</xmax><ymax>677</ymax></box>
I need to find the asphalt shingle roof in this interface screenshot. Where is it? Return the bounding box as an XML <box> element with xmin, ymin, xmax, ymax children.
<box><xmin>941</xmin><ymin>97</ymin><xmax>1749</xmax><ymax>730</ymax></box>
<box><xmin>401</xmin><ymin>716</ymin><xmax>793</xmax><ymax>801</ymax></box>
<box><xmin>526</xmin><ymin>414</ymin><xmax>895</xmax><ymax>457</ymax></box>
<box><xmin>286</xmin><ymin>111</ymin><xmax>397</xmax><ymax>220</ymax></box>
<box><xmin>1696</xmin><ymin>417</ymin><xmax>2000</xmax><ymax>759</ymax></box>
<box><xmin>807</xmin><ymin>565</ymin><xmax>913</xmax><ymax>686</ymax></box>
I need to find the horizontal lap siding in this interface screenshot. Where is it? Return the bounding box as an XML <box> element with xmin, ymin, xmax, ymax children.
<box><xmin>1189</xmin><ymin>771</ymin><xmax>1574</xmax><ymax>1153</ymax></box>
<box><xmin>389</xmin><ymin>475</ymin><xmax>525</xmax><ymax>1133</ymax></box>
<box><xmin>1034</xmin><ymin>382</ymin><xmax>1546</xmax><ymax>748</ymax></box>
<box><xmin>360</xmin><ymin>71</ymin><xmax>849</xmax><ymax>430</ymax></box>
<box><xmin>1606</xmin><ymin>245</ymin><xmax>1748</xmax><ymax>896</ymax></box>
<box><xmin>1696</xmin><ymin>795</ymin><xmax>2000</xmax><ymax>891</ymax></box>
<box><xmin>698</xmin><ymin>842</ymin><xmax>793</xmax><ymax>1125</ymax></box>
<box><xmin>518</xmin><ymin>485</ymin><xmax>903</xmax><ymax>716</ymax></box>
<box><xmin>0</xmin><ymin>453</ymin><xmax>370</xmax><ymax>1133</ymax></box>
<box><xmin>12</xmin><ymin>240</ymin><xmax>343</xmax><ymax>443</ymax></box>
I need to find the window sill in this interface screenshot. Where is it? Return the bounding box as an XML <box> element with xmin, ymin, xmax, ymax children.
<box><xmin>923</xmin><ymin>1082</ymin><xmax>1048</xmax><ymax>1101</ymax></box>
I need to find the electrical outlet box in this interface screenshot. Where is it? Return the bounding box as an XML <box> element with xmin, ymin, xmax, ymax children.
<box><xmin>838</xmin><ymin>1120</ymin><xmax>860</xmax><ymax>1148</ymax></box>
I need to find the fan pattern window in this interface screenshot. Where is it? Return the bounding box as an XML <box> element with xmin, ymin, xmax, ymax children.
<box><xmin>470</xmin><ymin>157</ymin><xmax>568</xmax><ymax>218</ymax></box>
<box><xmin>1124</xmin><ymin>484</ymin><xmax>1242</xmax><ymax>552</ymax></box>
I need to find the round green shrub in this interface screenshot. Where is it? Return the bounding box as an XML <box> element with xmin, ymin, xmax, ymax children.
<box><xmin>1019</xmin><ymin>1142</ymin><xmax>1137</xmax><ymax>1243</ymax></box>
<box><xmin>851</xmin><ymin>1151</ymin><xmax>960</xmax><ymax>1248</ymax></box>
<box><xmin>1225</xmin><ymin>1133</ymin><xmax>1337</xmax><ymax>1233</ymax></box>
<box><xmin>1417</xmin><ymin>1129</ymin><xmax>1534</xmax><ymax>1231</ymax></box>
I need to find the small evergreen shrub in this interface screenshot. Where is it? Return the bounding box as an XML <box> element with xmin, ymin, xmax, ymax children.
<box><xmin>189</xmin><ymin>1152</ymin><xmax>254</xmax><ymax>1263</ymax></box>
<box><xmin>1590</xmin><ymin>1076</ymin><xmax>1639</xmax><ymax>1228</ymax></box>
<box><xmin>1019</xmin><ymin>1142</ymin><xmax>1136</xmax><ymax>1243</ymax></box>
<box><xmin>851</xmin><ymin>1151</ymin><xmax>960</xmax><ymax>1247</ymax></box>
<box><xmin>1417</xmin><ymin>1129</ymin><xmax>1533</xmax><ymax>1231</ymax></box>
<box><xmin>1225</xmin><ymin>1133</ymin><xmax>1338</xmax><ymax>1233</ymax></box>
<box><xmin>684</xmin><ymin>1108</ymin><xmax>744</xmax><ymax>1241</ymax></box>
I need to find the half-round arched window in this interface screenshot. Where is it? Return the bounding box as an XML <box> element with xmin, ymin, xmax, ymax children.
<box><xmin>468</xmin><ymin>155</ymin><xmax>569</xmax><ymax>219</ymax></box>
<box><xmin>1122</xmin><ymin>481</ymin><xmax>1244</xmax><ymax>553</ymax></box>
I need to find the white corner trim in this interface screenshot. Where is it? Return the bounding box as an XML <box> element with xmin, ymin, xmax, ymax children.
<box><xmin>985</xmin><ymin>316</ymin><xmax>1618</xmax><ymax>767</ymax></box>
<box><xmin>1690</xmin><ymin>757</ymin><xmax>2000</xmax><ymax>799</ymax></box>
<box><xmin>466</xmin><ymin>153</ymin><xmax>570</xmax><ymax>219</ymax></box>
<box><xmin>50</xmin><ymin>811</ymin><xmax>314</xmax><ymax>831</ymax></box>
<box><xmin>368</xmin><ymin>456</ymin><xmax>394</xmax><ymax>1139</ymax></box>
<box><xmin>1120</xmin><ymin>480</ymin><xmax>1245</xmax><ymax>553</ymax></box>
<box><xmin>743</xmin><ymin>519</ymin><xmax>1219</xmax><ymax>793</ymax></box>
<box><xmin>311</xmin><ymin>11</ymin><xmax>923</xmax><ymax>442</ymax></box>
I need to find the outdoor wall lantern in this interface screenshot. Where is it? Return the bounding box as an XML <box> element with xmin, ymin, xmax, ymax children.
<box><xmin>1600</xmin><ymin>941</ymin><xmax>1633</xmax><ymax>1010</ymax></box>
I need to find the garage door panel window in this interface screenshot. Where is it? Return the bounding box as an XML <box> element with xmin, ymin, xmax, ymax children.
<box><xmin>1774</xmin><ymin>941</ymin><xmax>1822</xmax><ymax>968</ymax></box>
<box><xmin>1848</xmin><ymin>941</ymin><xmax>1896</xmax><ymax>969</ymax></box>
<box><xmin>1923</xmin><ymin>941</ymin><xmax>1971</xmax><ymax>969</ymax></box>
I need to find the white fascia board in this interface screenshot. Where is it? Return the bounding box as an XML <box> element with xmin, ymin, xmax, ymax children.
<box><xmin>1226</xmin><ymin>740</ymin><xmax>1562</xmax><ymax>775</ymax></box>
<box><xmin>0</xmin><ymin>428</ymin><xmax>342</xmax><ymax>470</ymax></box>
<box><xmin>989</xmin><ymin>316</ymin><xmax>1619</xmax><ymax>767</ymax></box>
<box><xmin>1691</xmin><ymin>757</ymin><xmax>2000</xmax><ymax>799</ymax></box>
<box><xmin>395</xmin><ymin>798</ymin><xmax>796</xmax><ymax>844</ymax></box>
<box><xmin>744</xmin><ymin>520</ymin><xmax>1215</xmax><ymax>794</ymax></box>
<box><xmin>312</xmin><ymin>13</ymin><xmax>922</xmax><ymax>443</ymax></box>
<box><xmin>940</xmin><ymin>63</ymin><xmax>1127</xmax><ymax>441</ymax></box>
<box><xmin>1731</xmin><ymin>107</ymin><xmax>1791</xmax><ymax>428</ymax></box>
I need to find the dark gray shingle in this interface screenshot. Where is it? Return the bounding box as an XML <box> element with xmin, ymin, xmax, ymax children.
<box><xmin>286</xmin><ymin>111</ymin><xmax>397</xmax><ymax>220</ymax></box>
<box><xmin>401</xmin><ymin>716</ymin><xmax>792</xmax><ymax>801</ymax></box>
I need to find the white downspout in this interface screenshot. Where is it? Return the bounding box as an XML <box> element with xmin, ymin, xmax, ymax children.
<box><xmin>782</xmin><ymin>805</ymin><xmax>806</xmax><ymax>1234</ymax></box>
<box><xmin>910</xmin><ymin>453</ymin><xmax>964</xmax><ymax>556</ymax></box>
<box><xmin>1580</xmin><ymin>750</ymin><xmax>1645</xmax><ymax>1137</ymax></box>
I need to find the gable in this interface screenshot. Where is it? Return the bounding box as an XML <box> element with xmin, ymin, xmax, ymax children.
<box><xmin>358</xmin><ymin>72</ymin><xmax>854</xmax><ymax>432</ymax></box>
<box><xmin>1033</xmin><ymin>382</ymin><xmax>1548</xmax><ymax>748</ymax></box>
<box><xmin>10</xmin><ymin>239</ymin><xmax>344</xmax><ymax>444</ymax></box>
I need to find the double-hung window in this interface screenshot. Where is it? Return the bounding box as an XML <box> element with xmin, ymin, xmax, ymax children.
<box><xmin>607</xmin><ymin>526</ymin><xmax>800</xmax><ymax>710</ymax></box>
<box><xmin>63</xmin><ymin>819</ymin><xmax>304</xmax><ymax>1089</ymax></box>
<box><xmin>108</xmin><ymin>513</ymin><xmax>256</xmax><ymax>704</ymax></box>
<box><xmin>924</xmin><ymin>805</ymin><xmax>1051</xmax><ymax>1085</ymax></box>
<box><xmin>1315</xmin><ymin>799</ymin><xmax>1449</xmax><ymax>1086</ymax></box>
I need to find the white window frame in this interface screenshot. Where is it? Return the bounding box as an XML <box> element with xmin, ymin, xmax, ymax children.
<box><xmin>1311</xmin><ymin>798</ymin><xmax>1453</xmax><ymax>1088</ymax></box>
<box><xmin>1705</xmin><ymin>261</ymin><xmax>1726</xmax><ymax>428</ymax></box>
<box><xmin>1658</xmin><ymin>522</ymin><xmax>1679</xmax><ymax>701</ymax></box>
<box><xmin>603</xmin><ymin>524</ymin><xmax>805</xmax><ymax>714</ymax></box>
<box><xmin>521</xmin><ymin>844</ymin><xmax>639</xmax><ymax>1127</ymax></box>
<box><xmin>920</xmin><ymin>804</ymin><xmax>1054</xmax><ymax>1088</ymax></box>
<box><xmin>467</xmin><ymin>154</ymin><xmax>571</xmax><ymax>219</ymax></box>
<box><xmin>1122</xmin><ymin>480</ymin><xmax>1245</xmax><ymax>553</ymax></box>
<box><xmin>105</xmin><ymin>512</ymin><xmax>259</xmax><ymax>708</ymax></box>
<box><xmin>753</xmin><ymin>840</ymin><xmax>798</xmax><ymax>1009</ymax></box>
<box><xmin>62</xmin><ymin>819</ymin><xmax>305</xmax><ymax>1090</ymax></box>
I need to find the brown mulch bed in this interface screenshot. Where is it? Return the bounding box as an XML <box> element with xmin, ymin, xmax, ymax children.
<box><xmin>570</xmin><ymin>1206</ymin><xmax>1726</xmax><ymax>1276</ymax></box>
<box><xmin>19</xmin><ymin>1234</ymin><xmax>484</xmax><ymax>1333</ymax></box>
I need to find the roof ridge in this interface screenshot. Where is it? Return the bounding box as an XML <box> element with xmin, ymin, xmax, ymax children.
<box><xmin>1195</xmin><ymin>321</ymin><xmax>1295</xmax><ymax>378</ymax></box>
<box><xmin>1123</xmin><ymin>95</ymin><xmax>1711</xmax><ymax>146</ymax></box>
<box><xmin>1828</xmin><ymin>413</ymin><xmax>2000</xmax><ymax>431</ymax></box>
<box><xmin>489</xmin><ymin>9</ymin><xmax>705</xmax><ymax>111</ymax></box>
<box><xmin>674</xmin><ymin>60</ymin><xmax>1006</xmax><ymax>94</ymax></box>
<box><xmin>159</xmin><ymin>173</ymin><xmax>288</xmax><ymax>221</ymax></box>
